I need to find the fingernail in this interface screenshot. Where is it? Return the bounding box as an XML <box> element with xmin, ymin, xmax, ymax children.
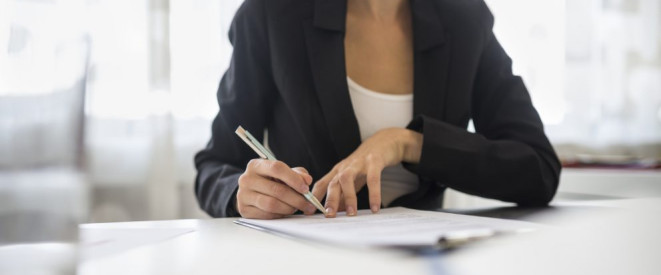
<box><xmin>347</xmin><ymin>206</ymin><xmax>356</xmax><ymax>216</ymax></box>
<box><xmin>325</xmin><ymin>207</ymin><xmax>334</xmax><ymax>216</ymax></box>
<box><xmin>371</xmin><ymin>204</ymin><xmax>380</xmax><ymax>213</ymax></box>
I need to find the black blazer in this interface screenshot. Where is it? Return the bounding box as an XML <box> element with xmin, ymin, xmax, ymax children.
<box><xmin>195</xmin><ymin>0</ymin><xmax>561</xmax><ymax>217</ymax></box>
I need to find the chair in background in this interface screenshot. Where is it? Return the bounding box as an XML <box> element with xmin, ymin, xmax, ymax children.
<box><xmin>0</xmin><ymin>25</ymin><xmax>90</xmax><ymax>245</ymax></box>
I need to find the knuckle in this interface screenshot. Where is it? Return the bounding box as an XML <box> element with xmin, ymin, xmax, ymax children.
<box><xmin>270</xmin><ymin>161</ymin><xmax>286</xmax><ymax>173</ymax></box>
<box><xmin>366</xmin><ymin>154</ymin><xmax>383</xmax><ymax>166</ymax></box>
<box><xmin>238</xmin><ymin>173</ymin><xmax>249</xmax><ymax>187</ymax></box>
<box><xmin>339</xmin><ymin>170</ymin><xmax>354</xmax><ymax>183</ymax></box>
<box><xmin>328</xmin><ymin>179</ymin><xmax>340</xmax><ymax>189</ymax></box>
<box><xmin>293</xmin><ymin>166</ymin><xmax>308</xmax><ymax>174</ymax></box>
<box><xmin>247</xmin><ymin>159</ymin><xmax>260</xmax><ymax>170</ymax></box>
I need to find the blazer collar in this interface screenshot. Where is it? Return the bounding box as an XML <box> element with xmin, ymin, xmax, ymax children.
<box><xmin>313</xmin><ymin>0</ymin><xmax>346</xmax><ymax>31</ymax></box>
<box><xmin>410</xmin><ymin>0</ymin><xmax>446</xmax><ymax>51</ymax></box>
<box><xmin>313</xmin><ymin>0</ymin><xmax>446</xmax><ymax>51</ymax></box>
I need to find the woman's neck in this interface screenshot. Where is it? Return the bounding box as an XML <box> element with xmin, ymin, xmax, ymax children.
<box><xmin>347</xmin><ymin>0</ymin><xmax>408</xmax><ymax>22</ymax></box>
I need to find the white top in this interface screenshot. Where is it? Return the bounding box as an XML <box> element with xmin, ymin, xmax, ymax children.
<box><xmin>347</xmin><ymin>77</ymin><xmax>419</xmax><ymax>206</ymax></box>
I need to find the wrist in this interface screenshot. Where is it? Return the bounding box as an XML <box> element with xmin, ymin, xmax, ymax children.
<box><xmin>399</xmin><ymin>129</ymin><xmax>423</xmax><ymax>164</ymax></box>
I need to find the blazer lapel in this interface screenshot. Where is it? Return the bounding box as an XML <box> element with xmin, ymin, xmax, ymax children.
<box><xmin>411</xmin><ymin>0</ymin><xmax>450</xmax><ymax>120</ymax></box>
<box><xmin>303</xmin><ymin>0</ymin><xmax>361</xmax><ymax>160</ymax></box>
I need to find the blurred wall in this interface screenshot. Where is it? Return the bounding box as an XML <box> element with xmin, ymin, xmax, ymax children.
<box><xmin>1</xmin><ymin>0</ymin><xmax>659</xmax><ymax>223</ymax></box>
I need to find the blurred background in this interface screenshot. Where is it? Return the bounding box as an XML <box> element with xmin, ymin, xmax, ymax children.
<box><xmin>0</xmin><ymin>0</ymin><xmax>659</xmax><ymax>250</ymax></box>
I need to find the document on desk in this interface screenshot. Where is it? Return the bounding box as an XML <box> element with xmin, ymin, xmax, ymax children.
<box><xmin>235</xmin><ymin>207</ymin><xmax>541</xmax><ymax>247</ymax></box>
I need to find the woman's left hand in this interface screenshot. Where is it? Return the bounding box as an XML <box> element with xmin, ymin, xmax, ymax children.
<box><xmin>311</xmin><ymin>128</ymin><xmax>423</xmax><ymax>217</ymax></box>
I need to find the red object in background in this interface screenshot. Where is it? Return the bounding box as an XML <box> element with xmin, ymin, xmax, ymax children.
<box><xmin>561</xmin><ymin>155</ymin><xmax>661</xmax><ymax>170</ymax></box>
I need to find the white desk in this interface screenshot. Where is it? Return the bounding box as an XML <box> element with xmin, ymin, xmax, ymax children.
<box><xmin>443</xmin><ymin>168</ymin><xmax>661</xmax><ymax>209</ymax></box>
<box><xmin>79</xmin><ymin>198</ymin><xmax>661</xmax><ymax>275</ymax></box>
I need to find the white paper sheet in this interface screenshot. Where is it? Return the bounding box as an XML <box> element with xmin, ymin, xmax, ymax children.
<box><xmin>236</xmin><ymin>207</ymin><xmax>541</xmax><ymax>247</ymax></box>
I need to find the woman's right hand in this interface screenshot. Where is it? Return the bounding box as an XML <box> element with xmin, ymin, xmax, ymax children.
<box><xmin>237</xmin><ymin>159</ymin><xmax>317</xmax><ymax>219</ymax></box>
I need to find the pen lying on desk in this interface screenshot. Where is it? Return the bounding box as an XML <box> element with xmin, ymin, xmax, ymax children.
<box><xmin>235</xmin><ymin>126</ymin><xmax>328</xmax><ymax>215</ymax></box>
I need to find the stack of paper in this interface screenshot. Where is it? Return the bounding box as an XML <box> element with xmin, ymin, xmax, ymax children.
<box><xmin>236</xmin><ymin>207</ymin><xmax>541</xmax><ymax>248</ymax></box>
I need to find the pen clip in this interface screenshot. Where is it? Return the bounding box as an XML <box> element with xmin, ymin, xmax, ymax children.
<box><xmin>243</xmin><ymin>128</ymin><xmax>276</xmax><ymax>160</ymax></box>
<box><xmin>235</xmin><ymin>126</ymin><xmax>271</xmax><ymax>159</ymax></box>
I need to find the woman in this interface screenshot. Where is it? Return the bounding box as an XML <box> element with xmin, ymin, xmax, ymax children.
<box><xmin>195</xmin><ymin>0</ymin><xmax>561</xmax><ymax>219</ymax></box>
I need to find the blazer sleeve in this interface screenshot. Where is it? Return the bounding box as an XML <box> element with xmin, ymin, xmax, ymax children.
<box><xmin>194</xmin><ymin>0</ymin><xmax>277</xmax><ymax>217</ymax></box>
<box><xmin>406</xmin><ymin>3</ymin><xmax>561</xmax><ymax>206</ymax></box>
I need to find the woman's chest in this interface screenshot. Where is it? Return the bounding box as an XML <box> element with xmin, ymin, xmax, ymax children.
<box><xmin>344</xmin><ymin>20</ymin><xmax>414</xmax><ymax>95</ymax></box>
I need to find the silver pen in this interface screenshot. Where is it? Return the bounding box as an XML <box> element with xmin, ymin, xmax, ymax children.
<box><xmin>235</xmin><ymin>126</ymin><xmax>327</xmax><ymax>215</ymax></box>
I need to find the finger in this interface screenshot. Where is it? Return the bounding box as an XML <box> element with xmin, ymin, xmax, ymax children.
<box><xmin>249</xmin><ymin>177</ymin><xmax>317</xmax><ymax>215</ymax></box>
<box><xmin>338</xmin><ymin>168</ymin><xmax>359</xmax><ymax>216</ymax></box>
<box><xmin>292</xmin><ymin>167</ymin><xmax>313</xmax><ymax>185</ymax></box>
<box><xmin>311</xmin><ymin>169</ymin><xmax>336</xmax><ymax>202</ymax></box>
<box><xmin>240</xmin><ymin>205</ymin><xmax>285</xmax><ymax>220</ymax></box>
<box><xmin>291</xmin><ymin>166</ymin><xmax>309</xmax><ymax>175</ymax></box>
<box><xmin>250</xmin><ymin>192</ymin><xmax>298</xmax><ymax>215</ymax></box>
<box><xmin>247</xmin><ymin>159</ymin><xmax>309</xmax><ymax>194</ymax></box>
<box><xmin>324</xmin><ymin>179</ymin><xmax>342</xmax><ymax>218</ymax></box>
<box><xmin>366</xmin><ymin>164</ymin><xmax>383</xmax><ymax>213</ymax></box>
